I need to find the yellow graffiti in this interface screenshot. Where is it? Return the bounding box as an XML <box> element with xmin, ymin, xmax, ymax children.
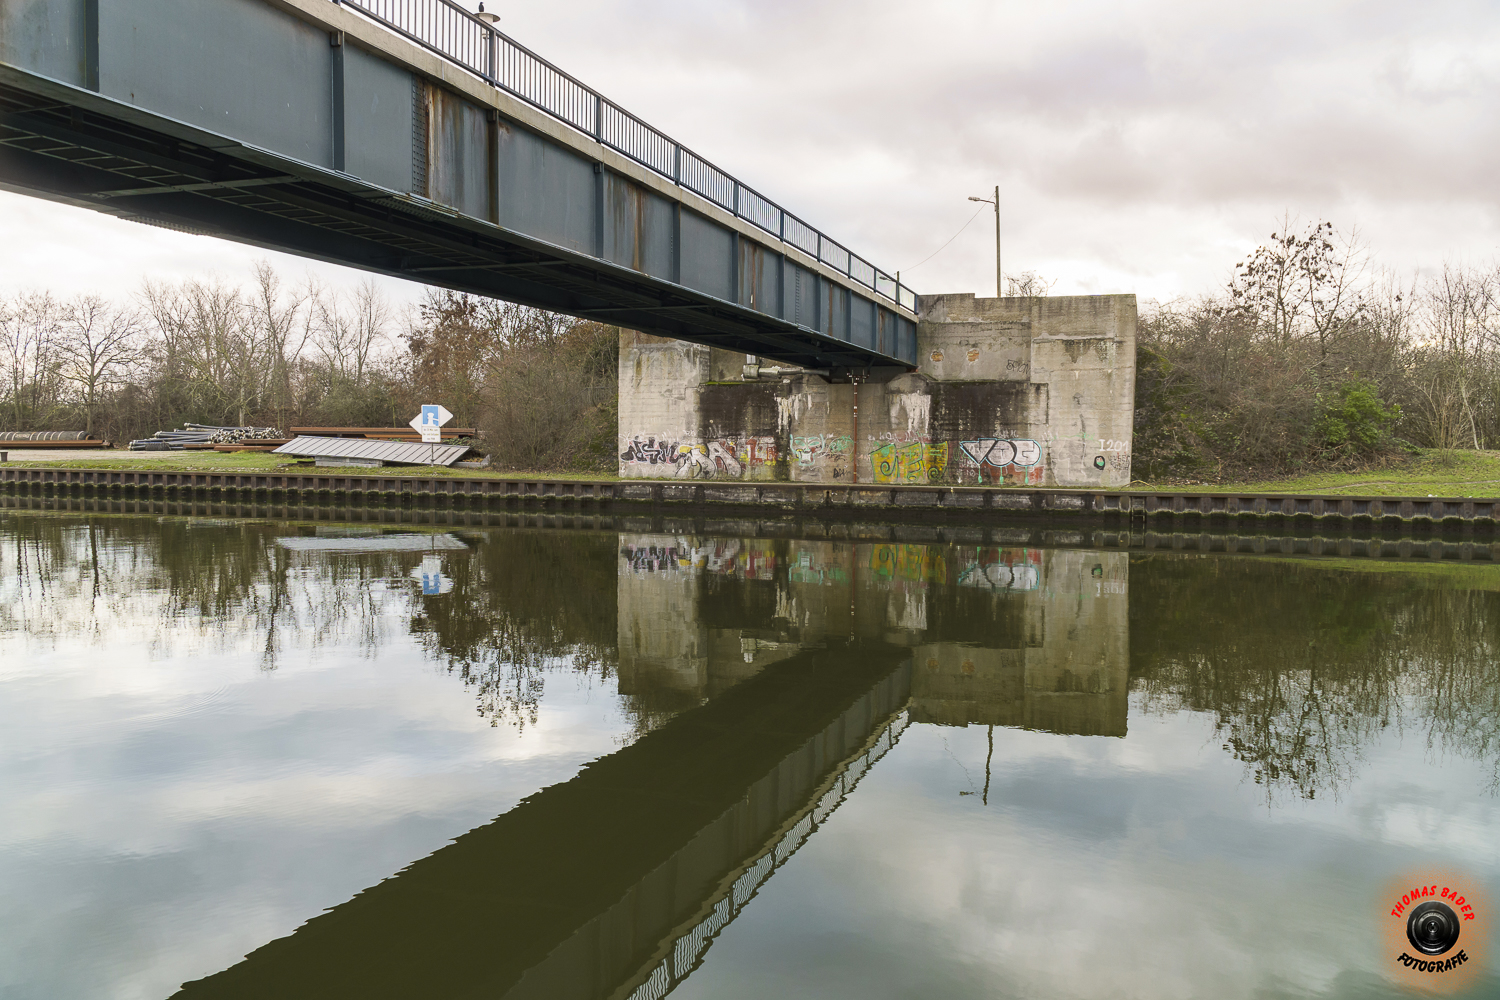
<box><xmin>871</xmin><ymin>442</ymin><xmax>950</xmax><ymax>484</ymax></box>
<box><xmin>868</xmin><ymin>544</ymin><xmax>948</xmax><ymax>583</ymax></box>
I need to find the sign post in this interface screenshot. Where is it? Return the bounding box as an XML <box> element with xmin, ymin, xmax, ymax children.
<box><xmin>409</xmin><ymin>404</ymin><xmax>454</xmax><ymax>466</ymax></box>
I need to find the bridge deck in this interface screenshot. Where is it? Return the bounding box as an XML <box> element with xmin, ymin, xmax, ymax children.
<box><xmin>0</xmin><ymin>0</ymin><xmax>918</xmax><ymax>372</ymax></box>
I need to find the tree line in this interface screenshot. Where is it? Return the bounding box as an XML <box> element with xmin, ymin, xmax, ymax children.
<box><xmin>0</xmin><ymin>262</ymin><xmax>618</xmax><ymax>471</ymax></box>
<box><xmin>1134</xmin><ymin>217</ymin><xmax>1500</xmax><ymax>479</ymax></box>
<box><xmin>7</xmin><ymin>218</ymin><xmax>1500</xmax><ymax>480</ymax></box>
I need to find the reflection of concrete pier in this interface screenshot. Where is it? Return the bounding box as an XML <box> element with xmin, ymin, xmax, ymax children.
<box><xmin>618</xmin><ymin>536</ymin><xmax>1128</xmax><ymax>738</ymax></box>
<box><xmin>172</xmin><ymin>643</ymin><xmax>912</xmax><ymax>1000</ymax></box>
<box><xmin>909</xmin><ymin>551</ymin><xmax>1129</xmax><ymax>736</ymax></box>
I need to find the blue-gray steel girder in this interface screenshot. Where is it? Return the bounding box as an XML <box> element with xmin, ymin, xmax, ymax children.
<box><xmin>0</xmin><ymin>0</ymin><xmax>918</xmax><ymax>374</ymax></box>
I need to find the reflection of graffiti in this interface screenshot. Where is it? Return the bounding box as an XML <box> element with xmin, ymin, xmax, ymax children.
<box><xmin>872</xmin><ymin>442</ymin><xmax>949</xmax><ymax>484</ymax></box>
<box><xmin>957</xmin><ymin>548</ymin><xmax>1042</xmax><ymax>592</ymax></box>
<box><xmin>788</xmin><ymin>548</ymin><xmax>850</xmax><ymax>585</ymax></box>
<box><xmin>620</xmin><ymin>543</ymin><xmax>690</xmax><ymax>572</ymax></box>
<box><xmin>620</xmin><ymin>538</ymin><xmax>776</xmax><ymax>579</ymax></box>
<box><xmin>869</xmin><ymin>544</ymin><xmax>948</xmax><ymax>583</ymax></box>
<box><xmin>959</xmin><ymin>438</ymin><xmax>1041</xmax><ymax>468</ymax></box>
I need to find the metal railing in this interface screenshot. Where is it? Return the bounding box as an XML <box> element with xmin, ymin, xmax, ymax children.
<box><xmin>334</xmin><ymin>0</ymin><xmax>917</xmax><ymax>314</ymax></box>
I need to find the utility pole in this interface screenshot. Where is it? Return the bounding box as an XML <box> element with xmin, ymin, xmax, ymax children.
<box><xmin>968</xmin><ymin>186</ymin><xmax>1001</xmax><ymax>297</ymax></box>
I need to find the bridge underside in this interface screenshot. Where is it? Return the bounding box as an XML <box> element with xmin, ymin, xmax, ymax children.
<box><xmin>0</xmin><ymin>0</ymin><xmax>917</xmax><ymax>374</ymax></box>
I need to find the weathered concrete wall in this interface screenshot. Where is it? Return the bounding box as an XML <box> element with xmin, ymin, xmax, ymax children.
<box><xmin>618</xmin><ymin>292</ymin><xmax>1135</xmax><ymax>488</ymax></box>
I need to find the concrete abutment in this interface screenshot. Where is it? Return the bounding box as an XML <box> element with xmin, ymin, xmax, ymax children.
<box><xmin>618</xmin><ymin>292</ymin><xmax>1137</xmax><ymax>489</ymax></box>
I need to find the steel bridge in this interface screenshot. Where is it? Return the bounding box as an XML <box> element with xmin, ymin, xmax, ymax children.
<box><xmin>0</xmin><ymin>0</ymin><xmax>919</xmax><ymax>373</ymax></box>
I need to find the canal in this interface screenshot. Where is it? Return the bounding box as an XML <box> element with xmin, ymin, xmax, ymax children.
<box><xmin>0</xmin><ymin>510</ymin><xmax>1496</xmax><ymax>998</ymax></box>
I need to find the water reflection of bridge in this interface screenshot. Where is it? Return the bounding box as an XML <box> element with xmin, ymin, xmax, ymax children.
<box><xmin>171</xmin><ymin>531</ymin><xmax>1126</xmax><ymax>999</ymax></box>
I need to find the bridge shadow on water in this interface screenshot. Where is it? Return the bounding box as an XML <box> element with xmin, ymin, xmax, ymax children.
<box><xmin>172</xmin><ymin>641</ymin><xmax>913</xmax><ymax>1000</ymax></box>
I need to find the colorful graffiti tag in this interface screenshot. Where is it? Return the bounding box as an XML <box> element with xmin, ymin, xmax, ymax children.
<box><xmin>620</xmin><ymin>435</ymin><xmax>778</xmax><ymax>479</ymax></box>
<box><xmin>790</xmin><ymin>434</ymin><xmax>853</xmax><ymax>466</ymax></box>
<box><xmin>958</xmin><ymin>438</ymin><xmax>1041</xmax><ymax>468</ymax></box>
<box><xmin>789</xmin><ymin>433</ymin><xmax>853</xmax><ymax>481</ymax></box>
<box><xmin>871</xmin><ymin>441</ymin><xmax>950</xmax><ymax>484</ymax></box>
<box><xmin>619</xmin><ymin>436</ymin><xmax>680</xmax><ymax>466</ymax></box>
<box><xmin>955</xmin><ymin>437</ymin><xmax>1045</xmax><ymax>486</ymax></box>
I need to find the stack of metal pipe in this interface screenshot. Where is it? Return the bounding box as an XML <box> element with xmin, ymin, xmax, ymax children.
<box><xmin>129</xmin><ymin>423</ymin><xmax>277</xmax><ymax>451</ymax></box>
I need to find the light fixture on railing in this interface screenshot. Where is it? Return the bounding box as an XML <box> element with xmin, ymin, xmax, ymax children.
<box><xmin>475</xmin><ymin>2</ymin><xmax>499</xmax><ymax>23</ymax></box>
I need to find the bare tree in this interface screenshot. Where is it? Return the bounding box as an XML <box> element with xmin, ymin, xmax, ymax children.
<box><xmin>312</xmin><ymin>278</ymin><xmax>389</xmax><ymax>384</ymax></box>
<box><xmin>0</xmin><ymin>291</ymin><xmax>65</xmax><ymax>429</ymax></box>
<box><xmin>1229</xmin><ymin>216</ymin><xmax>1369</xmax><ymax>361</ymax></box>
<box><xmin>57</xmin><ymin>296</ymin><xmax>143</xmax><ymax>435</ymax></box>
<box><xmin>247</xmin><ymin>261</ymin><xmax>310</xmax><ymax>429</ymax></box>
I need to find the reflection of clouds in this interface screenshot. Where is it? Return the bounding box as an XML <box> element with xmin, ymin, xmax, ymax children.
<box><xmin>673</xmin><ymin>717</ymin><xmax>1500</xmax><ymax>1000</ymax></box>
<box><xmin>0</xmin><ymin>648</ymin><xmax>640</xmax><ymax>1000</ymax></box>
<box><xmin>0</xmin><ymin>519</ymin><xmax>640</xmax><ymax>1000</ymax></box>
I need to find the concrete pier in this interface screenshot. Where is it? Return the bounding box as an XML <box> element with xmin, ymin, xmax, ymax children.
<box><xmin>619</xmin><ymin>293</ymin><xmax>1138</xmax><ymax>489</ymax></box>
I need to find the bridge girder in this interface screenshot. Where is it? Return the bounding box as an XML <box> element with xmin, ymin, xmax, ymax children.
<box><xmin>0</xmin><ymin>0</ymin><xmax>918</xmax><ymax>372</ymax></box>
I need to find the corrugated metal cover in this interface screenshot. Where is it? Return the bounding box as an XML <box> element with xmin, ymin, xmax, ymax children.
<box><xmin>273</xmin><ymin>435</ymin><xmax>473</xmax><ymax>466</ymax></box>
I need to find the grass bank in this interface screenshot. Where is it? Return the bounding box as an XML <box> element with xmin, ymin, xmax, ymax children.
<box><xmin>1134</xmin><ymin>450</ymin><xmax>1500</xmax><ymax>498</ymax></box>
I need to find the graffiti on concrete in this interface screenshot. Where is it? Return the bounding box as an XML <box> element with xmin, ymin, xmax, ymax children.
<box><xmin>741</xmin><ymin>436</ymin><xmax>779</xmax><ymax>467</ymax></box>
<box><xmin>955</xmin><ymin>437</ymin><xmax>1045</xmax><ymax>486</ymax></box>
<box><xmin>672</xmin><ymin>442</ymin><xmax>742</xmax><ymax>479</ymax></box>
<box><xmin>620</xmin><ymin>435</ymin><xmax>680</xmax><ymax>466</ymax></box>
<box><xmin>871</xmin><ymin>441</ymin><xmax>950</xmax><ymax>484</ymax></box>
<box><xmin>790</xmin><ymin>434</ymin><xmax>853</xmax><ymax>481</ymax></box>
<box><xmin>958</xmin><ymin>438</ymin><xmax>1041</xmax><ymax>468</ymax></box>
<box><xmin>621</xmin><ymin>434</ymin><xmax>777</xmax><ymax>479</ymax></box>
<box><xmin>790</xmin><ymin>434</ymin><xmax>853</xmax><ymax>465</ymax></box>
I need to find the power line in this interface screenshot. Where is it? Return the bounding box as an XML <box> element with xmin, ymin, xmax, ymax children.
<box><xmin>900</xmin><ymin>206</ymin><xmax>985</xmax><ymax>275</ymax></box>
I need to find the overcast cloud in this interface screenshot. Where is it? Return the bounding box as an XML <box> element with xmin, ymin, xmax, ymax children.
<box><xmin>3</xmin><ymin>0</ymin><xmax>1498</xmax><ymax>306</ymax></box>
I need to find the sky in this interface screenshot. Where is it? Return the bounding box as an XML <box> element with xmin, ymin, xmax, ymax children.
<box><xmin>2</xmin><ymin>0</ymin><xmax>1498</xmax><ymax>309</ymax></box>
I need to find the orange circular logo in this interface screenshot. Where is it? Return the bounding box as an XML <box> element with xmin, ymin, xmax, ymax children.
<box><xmin>1383</xmin><ymin>872</ymin><xmax>1487</xmax><ymax>992</ymax></box>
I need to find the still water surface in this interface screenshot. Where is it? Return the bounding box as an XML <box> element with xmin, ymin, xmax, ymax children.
<box><xmin>1</xmin><ymin>512</ymin><xmax>1497</xmax><ymax>999</ymax></box>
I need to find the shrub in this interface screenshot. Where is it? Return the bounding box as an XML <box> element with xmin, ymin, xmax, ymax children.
<box><xmin>1317</xmin><ymin>380</ymin><xmax>1400</xmax><ymax>456</ymax></box>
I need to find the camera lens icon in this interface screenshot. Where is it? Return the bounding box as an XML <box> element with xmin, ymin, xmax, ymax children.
<box><xmin>1406</xmin><ymin>901</ymin><xmax>1461</xmax><ymax>956</ymax></box>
